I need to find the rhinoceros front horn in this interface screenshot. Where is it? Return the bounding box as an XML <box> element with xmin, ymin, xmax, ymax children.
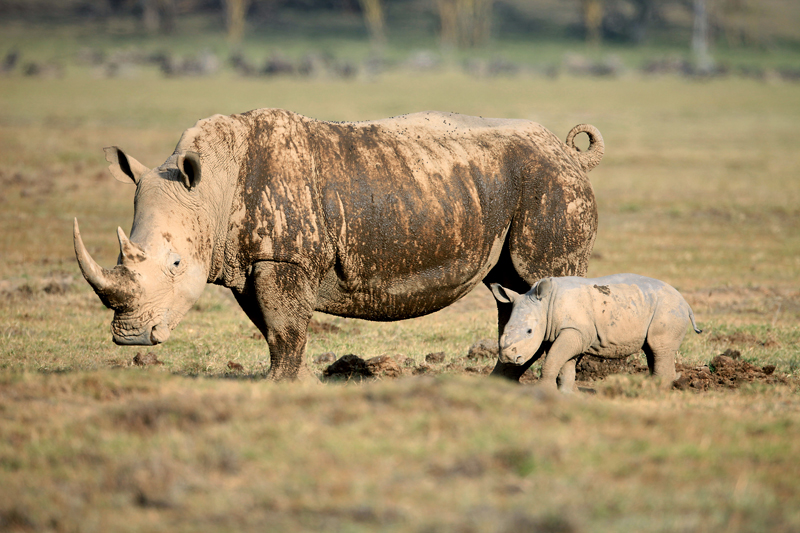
<box><xmin>73</xmin><ymin>218</ymin><xmax>140</xmax><ymax>309</ymax></box>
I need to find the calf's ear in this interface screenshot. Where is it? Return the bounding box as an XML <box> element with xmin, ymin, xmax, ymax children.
<box><xmin>177</xmin><ymin>151</ymin><xmax>202</xmax><ymax>191</ymax></box>
<box><xmin>104</xmin><ymin>147</ymin><xmax>149</xmax><ymax>185</ymax></box>
<box><xmin>490</xmin><ymin>283</ymin><xmax>520</xmax><ymax>304</ymax></box>
<box><xmin>534</xmin><ymin>278</ymin><xmax>552</xmax><ymax>300</ymax></box>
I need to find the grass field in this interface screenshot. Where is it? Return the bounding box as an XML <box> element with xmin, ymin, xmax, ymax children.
<box><xmin>2</xmin><ymin>26</ymin><xmax>800</xmax><ymax>531</ymax></box>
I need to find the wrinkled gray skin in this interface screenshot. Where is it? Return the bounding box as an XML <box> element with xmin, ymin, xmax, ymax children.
<box><xmin>490</xmin><ymin>274</ymin><xmax>702</xmax><ymax>391</ymax></box>
<box><xmin>74</xmin><ymin>109</ymin><xmax>604</xmax><ymax>382</ymax></box>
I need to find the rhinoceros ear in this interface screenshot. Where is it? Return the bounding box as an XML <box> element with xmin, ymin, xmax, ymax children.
<box><xmin>534</xmin><ymin>278</ymin><xmax>552</xmax><ymax>300</ymax></box>
<box><xmin>177</xmin><ymin>151</ymin><xmax>202</xmax><ymax>191</ymax></box>
<box><xmin>104</xmin><ymin>146</ymin><xmax>149</xmax><ymax>185</ymax></box>
<box><xmin>490</xmin><ymin>283</ymin><xmax>520</xmax><ymax>305</ymax></box>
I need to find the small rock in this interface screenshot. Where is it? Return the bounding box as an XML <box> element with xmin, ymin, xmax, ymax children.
<box><xmin>133</xmin><ymin>352</ymin><xmax>162</xmax><ymax>366</ymax></box>
<box><xmin>366</xmin><ymin>355</ymin><xmax>402</xmax><ymax>378</ymax></box>
<box><xmin>314</xmin><ymin>352</ymin><xmax>337</xmax><ymax>365</ymax></box>
<box><xmin>413</xmin><ymin>364</ymin><xmax>432</xmax><ymax>375</ymax></box>
<box><xmin>722</xmin><ymin>348</ymin><xmax>741</xmax><ymax>359</ymax></box>
<box><xmin>467</xmin><ymin>338</ymin><xmax>498</xmax><ymax>360</ymax></box>
<box><xmin>324</xmin><ymin>354</ymin><xmax>373</xmax><ymax>380</ymax></box>
<box><xmin>425</xmin><ymin>352</ymin><xmax>446</xmax><ymax>364</ymax></box>
<box><xmin>762</xmin><ymin>365</ymin><xmax>776</xmax><ymax>375</ymax></box>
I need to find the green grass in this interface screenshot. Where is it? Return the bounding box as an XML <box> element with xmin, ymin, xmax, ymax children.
<box><xmin>2</xmin><ymin>20</ymin><xmax>800</xmax><ymax>532</ymax></box>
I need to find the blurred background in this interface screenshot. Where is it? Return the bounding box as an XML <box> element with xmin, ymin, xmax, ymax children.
<box><xmin>1</xmin><ymin>0</ymin><xmax>799</xmax><ymax>82</ymax></box>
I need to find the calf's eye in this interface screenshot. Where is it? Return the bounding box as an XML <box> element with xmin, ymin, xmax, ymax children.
<box><xmin>527</xmin><ymin>329</ymin><xmax>532</xmax><ymax>334</ymax></box>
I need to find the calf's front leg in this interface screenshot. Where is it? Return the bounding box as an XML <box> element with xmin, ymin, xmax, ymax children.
<box><xmin>538</xmin><ymin>329</ymin><xmax>584</xmax><ymax>390</ymax></box>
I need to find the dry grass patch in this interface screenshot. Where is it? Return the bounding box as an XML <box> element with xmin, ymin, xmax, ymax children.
<box><xmin>1</xmin><ymin>372</ymin><xmax>799</xmax><ymax>532</ymax></box>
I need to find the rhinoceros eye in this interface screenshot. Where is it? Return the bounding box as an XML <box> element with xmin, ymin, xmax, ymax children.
<box><xmin>168</xmin><ymin>253</ymin><xmax>181</xmax><ymax>272</ymax></box>
<box><xmin>527</xmin><ymin>329</ymin><xmax>533</xmax><ymax>334</ymax></box>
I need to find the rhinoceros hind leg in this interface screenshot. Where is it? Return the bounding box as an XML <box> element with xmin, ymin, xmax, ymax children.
<box><xmin>243</xmin><ymin>261</ymin><xmax>319</xmax><ymax>383</ymax></box>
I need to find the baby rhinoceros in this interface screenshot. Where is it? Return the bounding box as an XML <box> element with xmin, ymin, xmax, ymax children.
<box><xmin>490</xmin><ymin>274</ymin><xmax>701</xmax><ymax>391</ymax></box>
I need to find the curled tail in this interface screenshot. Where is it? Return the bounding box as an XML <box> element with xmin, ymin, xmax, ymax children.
<box><xmin>566</xmin><ymin>124</ymin><xmax>604</xmax><ymax>173</ymax></box>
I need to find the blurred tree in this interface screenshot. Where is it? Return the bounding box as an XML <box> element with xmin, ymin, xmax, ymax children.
<box><xmin>582</xmin><ymin>0</ymin><xmax>603</xmax><ymax>46</ymax></box>
<box><xmin>142</xmin><ymin>0</ymin><xmax>176</xmax><ymax>34</ymax></box>
<box><xmin>357</xmin><ymin>0</ymin><xmax>386</xmax><ymax>49</ymax></box>
<box><xmin>692</xmin><ymin>0</ymin><xmax>712</xmax><ymax>69</ymax></box>
<box><xmin>224</xmin><ymin>0</ymin><xmax>251</xmax><ymax>48</ymax></box>
<box><xmin>630</xmin><ymin>0</ymin><xmax>657</xmax><ymax>43</ymax></box>
<box><xmin>437</xmin><ymin>0</ymin><xmax>493</xmax><ymax>49</ymax></box>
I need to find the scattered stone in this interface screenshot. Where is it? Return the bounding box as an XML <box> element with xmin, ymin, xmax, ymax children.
<box><xmin>133</xmin><ymin>352</ymin><xmax>163</xmax><ymax>366</ymax></box>
<box><xmin>425</xmin><ymin>352</ymin><xmax>446</xmax><ymax>364</ymax></box>
<box><xmin>262</xmin><ymin>54</ymin><xmax>295</xmax><ymax>76</ymax></box>
<box><xmin>722</xmin><ymin>348</ymin><xmax>741</xmax><ymax>359</ymax></box>
<box><xmin>1</xmin><ymin>50</ymin><xmax>19</xmax><ymax>74</ymax></box>
<box><xmin>230</xmin><ymin>52</ymin><xmax>258</xmax><ymax>76</ymax></box>
<box><xmin>324</xmin><ymin>354</ymin><xmax>373</xmax><ymax>380</ymax></box>
<box><xmin>413</xmin><ymin>364</ymin><xmax>432</xmax><ymax>375</ymax></box>
<box><xmin>392</xmin><ymin>354</ymin><xmax>414</xmax><ymax>367</ymax></box>
<box><xmin>314</xmin><ymin>352</ymin><xmax>337</xmax><ymax>365</ymax></box>
<box><xmin>467</xmin><ymin>338</ymin><xmax>498</xmax><ymax>360</ymax></box>
<box><xmin>365</xmin><ymin>355</ymin><xmax>402</xmax><ymax>378</ymax></box>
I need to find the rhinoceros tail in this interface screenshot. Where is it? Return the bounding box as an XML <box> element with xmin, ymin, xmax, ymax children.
<box><xmin>688</xmin><ymin>307</ymin><xmax>702</xmax><ymax>334</ymax></box>
<box><xmin>566</xmin><ymin>124</ymin><xmax>604</xmax><ymax>173</ymax></box>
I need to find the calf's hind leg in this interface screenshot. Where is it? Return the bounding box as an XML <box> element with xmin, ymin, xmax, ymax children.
<box><xmin>643</xmin><ymin>340</ymin><xmax>680</xmax><ymax>387</ymax></box>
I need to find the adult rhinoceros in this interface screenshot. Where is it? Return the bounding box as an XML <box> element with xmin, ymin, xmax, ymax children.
<box><xmin>74</xmin><ymin>109</ymin><xmax>603</xmax><ymax>382</ymax></box>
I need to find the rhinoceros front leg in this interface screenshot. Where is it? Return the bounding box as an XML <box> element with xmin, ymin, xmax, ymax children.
<box><xmin>239</xmin><ymin>261</ymin><xmax>318</xmax><ymax>383</ymax></box>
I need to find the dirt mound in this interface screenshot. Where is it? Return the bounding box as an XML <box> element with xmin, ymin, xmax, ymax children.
<box><xmin>323</xmin><ymin>354</ymin><xmax>402</xmax><ymax>381</ymax></box>
<box><xmin>673</xmin><ymin>350</ymin><xmax>786</xmax><ymax>391</ymax></box>
<box><xmin>132</xmin><ymin>352</ymin><xmax>163</xmax><ymax>366</ymax></box>
<box><xmin>575</xmin><ymin>355</ymin><xmax>647</xmax><ymax>381</ymax></box>
<box><xmin>467</xmin><ymin>338</ymin><xmax>498</xmax><ymax>361</ymax></box>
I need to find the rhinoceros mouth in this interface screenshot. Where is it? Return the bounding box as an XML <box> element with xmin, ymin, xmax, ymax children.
<box><xmin>111</xmin><ymin>314</ymin><xmax>171</xmax><ymax>345</ymax></box>
<box><xmin>112</xmin><ymin>328</ymin><xmax>156</xmax><ymax>346</ymax></box>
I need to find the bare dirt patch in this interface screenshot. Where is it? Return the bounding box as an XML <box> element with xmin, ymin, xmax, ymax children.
<box><xmin>673</xmin><ymin>350</ymin><xmax>786</xmax><ymax>392</ymax></box>
<box><xmin>319</xmin><ymin>343</ymin><xmax>792</xmax><ymax>393</ymax></box>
